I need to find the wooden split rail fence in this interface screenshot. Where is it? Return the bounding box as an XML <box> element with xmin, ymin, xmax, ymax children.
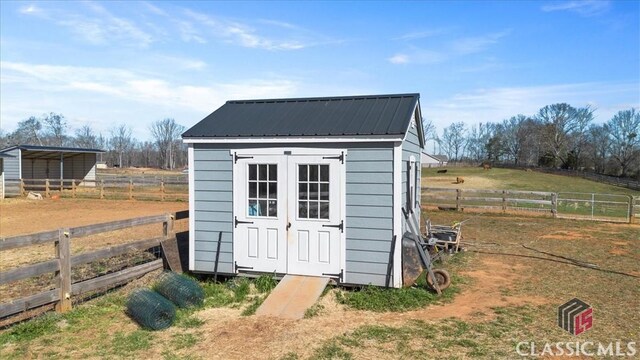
<box><xmin>423</xmin><ymin>188</ymin><xmax>637</xmax><ymax>224</ymax></box>
<box><xmin>15</xmin><ymin>178</ymin><xmax>188</xmax><ymax>201</ymax></box>
<box><xmin>0</xmin><ymin>210</ymin><xmax>189</xmax><ymax>319</ymax></box>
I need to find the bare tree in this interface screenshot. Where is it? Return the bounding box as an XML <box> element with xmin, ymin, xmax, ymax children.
<box><xmin>110</xmin><ymin>124</ymin><xmax>133</xmax><ymax>167</ymax></box>
<box><xmin>42</xmin><ymin>112</ymin><xmax>68</xmax><ymax>146</ymax></box>
<box><xmin>586</xmin><ymin>124</ymin><xmax>609</xmax><ymax>174</ymax></box>
<box><xmin>466</xmin><ymin>122</ymin><xmax>493</xmax><ymax>161</ymax></box>
<box><xmin>441</xmin><ymin>122</ymin><xmax>466</xmax><ymax>162</ymax></box>
<box><xmin>606</xmin><ymin>108</ymin><xmax>640</xmax><ymax>177</ymax></box>
<box><xmin>150</xmin><ymin>118</ymin><xmax>185</xmax><ymax>169</ymax></box>
<box><xmin>536</xmin><ymin>103</ymin><xmax>592</xmax><ymax>169</ymax></box>
<box><xmin>501</xmin><ymin>115</ymin><xmax>530</xmax><ymax>165</ymax></box>
<box><xmin>11</xmin><ymin>116</ymin><xmax>43</xmax><ymax>145</ymax></box>
<box><xmin>74</xmin><ymin>125</ymin><xmax>98</xmax><ymax>149</ymax></box>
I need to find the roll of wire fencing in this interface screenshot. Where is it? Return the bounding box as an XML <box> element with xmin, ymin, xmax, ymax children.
<box><xmin>153</xmin><ymin>271</ymin><xmax>205</xmax><ymax>308</ymax></box>
<box><xmin>126</xmin><ymin>288</ymin><xmax>176</xmax><ymax>330</ymax></box>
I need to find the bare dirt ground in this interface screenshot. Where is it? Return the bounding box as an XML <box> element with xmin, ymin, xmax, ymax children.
<box><xmin>146</xmin><ymin>257</ymin><xmax>548</xmax><ymax>360</ymax></box>
<box><xmin>0</xmin><ymin>198</ymin><xmax>188</xmax><ymax>238</ymax></box>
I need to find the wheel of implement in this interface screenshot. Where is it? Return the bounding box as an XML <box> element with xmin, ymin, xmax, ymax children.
<box><xmin>427</xmin><ymin>269</ymin><xmax>451</xmax><ymax>290</ymax></box>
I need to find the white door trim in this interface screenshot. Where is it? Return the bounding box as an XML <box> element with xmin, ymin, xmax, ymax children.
<box><xmin>392</xmin><ymin>141</ymin><xmax>403</xmax><ymax>288</ymax></box>
<box><xmin>232</xmin><ymin>148</ymin><xmax>346</xmax><ymax>156</ymax></box>
<box><xmin>188</xmin><ymin>144</ymin><xmax>195</xmax><ymax>270</ymax></box>
<box><xmin>231</xmin><ymin>148</ymin><xmax>347</xmax><ymax>278</ymax></box>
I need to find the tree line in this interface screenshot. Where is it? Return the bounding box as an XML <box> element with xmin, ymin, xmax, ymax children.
<box><xmin>426</xmin><ymin>104</ymin><xmax>640</xmax><ymax>179</ymax></box>
<box><xmin>0</xmin><ymin>114</ymin><xmax>188</xmax><ymax>170</ymax></box>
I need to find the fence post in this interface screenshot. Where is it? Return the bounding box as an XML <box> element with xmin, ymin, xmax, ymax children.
<box><xmin>20</xmin><ymin>179</ymin><xmax>25</xmax><ymax>196</ymax></box>
<box><xmin>456</xmin><ymin>189</ymin><xmax>462</xmax><ymax>211</ymax></box>
<box><xmin>55</xmin><ymin>228</ymin><xmax>72</xmax><ymax>313</ymax></box>
<box><xmin>100</xmin><ymin>180</ymin><xmax>105</xmax><ymax>200</ymax></box>
<box><xmin>163</xmin><ymin>213</ymin><xmax>174</xmax><ymax>239</ymax></box>
<box><xmin>629</xmin><ymin>196</ymin><xmax>635</xmax><ymax>225</ymax></box>
<box><xmin>72</xmin><ymin>180</ymin><xmax>77</xmax><ymax>198</ymax></box>
<box><xmin>161</xmin><ymin>181</ymin><xmax>165</xmax><ymax>202</ymax></box>
<box><xmin>551</xmin><ymin>193</ymin><xmax>558</xmax><ymax>218</ymax></box>
<box><xmin>502</xmin><ymin>190</ymin><xmax>507</xmax><ymax>213</ymax></box>
<box><xmin>128</xmin><ymin>180</ymin><xmax>133</xmax><ymax>200</ymax></box>
<box><xmin>45</xmin><ymin>179</ymin><xmax>50</xmax><ymax>198</ymax></box>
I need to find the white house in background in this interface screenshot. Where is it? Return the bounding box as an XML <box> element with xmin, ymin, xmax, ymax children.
<box><xmin>421</xmin><ymin>152</ymin><xmax>448</xmax><ymax>168</ymax></box>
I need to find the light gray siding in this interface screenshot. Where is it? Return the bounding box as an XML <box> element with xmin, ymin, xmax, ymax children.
<box><xmin>2</xmin><ymin>149</ymin><xmax>20</xmax><ymax>196</ymax></box>
<box><xmin>192</xmin><ymin>147</ymin><xmax>234</xmax><ymax>274</ymax></box>
<box><xmin>344</xmin><ymin>148</ymin><xmax>394</xmax><ymax>286</ymax></box>
<box><xmin>0</xmin><ymin>159</ymin><xmax>4</xmax><ymax>199</ymax></box>
<box><xmin>190</xmin><ymin>143</ymin><xmax>397</xmax><ymax>286</ymax></box>
<box><xmin>401</xmin><ymin>118</ymin><xmax>423</xmax><ymax>236</ymax></box>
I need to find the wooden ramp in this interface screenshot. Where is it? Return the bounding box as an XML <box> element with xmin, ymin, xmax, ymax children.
<box><xmin>256</xmin><ymin>275</ymin><xmax>329</xmax><ymax>320</ymax></box>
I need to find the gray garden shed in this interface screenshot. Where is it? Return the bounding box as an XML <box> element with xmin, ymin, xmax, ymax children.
<box><xmin>183</xmin><ymin>93</ymin><xmax>425</xmax><ymax>287</ymax></box>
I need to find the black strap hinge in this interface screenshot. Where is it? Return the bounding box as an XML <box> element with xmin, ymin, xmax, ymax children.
<box><xmin>235</xmin><ymin>216</ymin><xmax>254</xmax><ymax>228</ymax></box>
<box><xmin>323</xmin><ymin>151</ymin><xmax>344</xmax><ymax>164</ymax></box>
<box><xmin>235</xmin><ymin>261</ymin><xmax>254</xmax><ymax>272</ymax></box>
<box><xmin>322</xmin><ymin>269</ymin><xmax>343</xmax><ymax>282</ymax></box>
<box><xmin>322</xmin><ymin>220</ymin><xmax>344</xmax><ymax>233</ymax></box>
<box><xmin>234</xmin><ymin>153</ymin><xmax>253</xmax><ymax>163</ymax></box>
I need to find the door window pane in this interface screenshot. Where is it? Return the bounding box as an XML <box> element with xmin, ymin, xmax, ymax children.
<box><xmin>268</xmin><ymin>182</ymin><xmax>277</xmax><ymax>199</ymax></box>
<box><xmin>298</xmin><ymin>164</ymin><xmax>330</xmax><ymax>220</ymax></box>
<box><xmin>320</xmin><ymin>202</ymin><xmax>329</xmax><ymax>219</ymax></box>
<box><xmin>320</xmin><ymin>184</ymin><xmax>329</xmax><ymax>201</ymax></box>
<box><xmin>299</xmin><ymin>165</ymin><xmax>307</xmax><ymax>181</ymax></box>
<box><xmin>320</xmin><ymin>165</ymin><xmax>329</xmax><ymax>181</ymax></box>
<box><xmin>259</xmin><ymin>165</ymin><xmax>267</xmax><ymax>180</ymax></box>
<box><xmin>309</xmin><ymin>201</ymin><xmax>319</xmax><ymax>218</ymax></box>
<box><xmin>309</xmin><ymin>183</ymin><xmax>318</xmax><ymax>200</ymax></box>
<box><xmin>249</xmin><ymin>182</ymin><xmax>257</xmax><ymax>198</ymax></box>
<box><xmin>248</xmin><ymin>164</ymin><xmax>277</xmax><ymax>217</ymax></box>
<box><xmin>299</xmin><ymin>201</ymin><xmax>308</xmax><ymax>218</ymax></box>
<box><xmin>259</xmin><ymin>182</ymin><xmax>267</xmax><ymax>198</ymax></box>
<box><xmin>299</xmin><ymin>183</ymin><xmax>307</xmax><ymax>200</ymax></box>
<box><xmin>309</xmin><ymin>165</ymin><xmax>318</xmax><ymax>181</ymax></box>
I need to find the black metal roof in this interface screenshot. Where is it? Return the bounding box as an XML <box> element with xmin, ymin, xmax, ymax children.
<box><xmin>183</xmin><ymin>93</ymin><xmax>420</xmax><ymax>138</ymax></box>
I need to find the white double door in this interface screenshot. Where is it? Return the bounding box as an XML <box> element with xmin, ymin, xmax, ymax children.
<box><xmin>234</xmin><ymin>152</ymin><xmax>343</xmax><ymax>277</ymax></box>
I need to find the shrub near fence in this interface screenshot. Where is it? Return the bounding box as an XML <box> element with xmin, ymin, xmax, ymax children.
<box><xmin>423</xmin><ymin>187</ymin><xmax>636</xmax><ymax>224</ymax></box>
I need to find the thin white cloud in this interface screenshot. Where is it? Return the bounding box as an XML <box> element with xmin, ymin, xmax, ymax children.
<box><xmin>18</xmin><ymin>1</ymin><xmax>156</xmax><ymax>47</ymax></box>
<box><xmin>541</xmin><ymin>1</ymin><xmax>610</xmax><ymax>16</ymax></box>
<box><xmin>450</xmin><ymin>30</ymin><xmax>510</xmax><ymax>55</ymax></box>
<box><xmin>388</xmin><ymin>54</ymin><xmax>410</xmax><ymax>64</ymax></box>
<box><xmin>18</xmin><ymin>4</ymin><xmax>45</xmax><ymax>15</ymax></box>
<box><xmin>184</xmin><ymin>10</ymin><xmax>308</xmax><ymax>51</ymax></box>
<box><xmin>394</xmin><ymin>29</ymin><xmax>448</xmax><ymax>41</ymax></box>
<box><xmin>0</xmin><ymin>61</ymin><xmax>299</xmax><ymax>135</ymax></box>
<box><xmin>388</xmin><ymin>30</ymin><xmax>509</xmax><ymax>65</ymax></box>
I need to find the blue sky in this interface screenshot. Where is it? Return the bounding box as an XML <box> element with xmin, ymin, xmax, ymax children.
<box><xmin>1</xmin><ymin>0</ymin><xmax>638</xmax><ymax>141</ymax></box>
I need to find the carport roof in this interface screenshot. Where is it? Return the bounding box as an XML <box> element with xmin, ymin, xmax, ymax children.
<box><xmin>0</xmin><ymin>145</ymin><xmax>105</xmax><ymax>160</ymax></box>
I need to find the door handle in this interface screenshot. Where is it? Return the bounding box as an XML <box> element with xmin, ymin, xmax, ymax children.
<box><xmin>322</xmin><ymin>220</ymin><xmax>344</xmax><ymax>233</ymax></box>
<box><xmin>234</xmin><ymin>216</ymin><xmax>254</xmax><ymax>228</ymax></box>
<box><xmin>286</xmin><ymin>222</ymin><xmax>292</xmax><ymax>230</ymax></box>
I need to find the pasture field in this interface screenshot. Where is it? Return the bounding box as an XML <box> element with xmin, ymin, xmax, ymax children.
<box><xmin>423</xmin><ymin>166</ymin><xmax>640</xmax><ymax>196</ymax></box>
<box><xmin>1</xmin><ymin>198</ymin><xmax>638</xmax><ymax>359</ymax></box>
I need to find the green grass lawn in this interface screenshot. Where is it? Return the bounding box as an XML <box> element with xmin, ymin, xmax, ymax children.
<box><xmin>422</xmin><ymin>167</ymin><xmax>640</xmax><ymax>196</ymax></box>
